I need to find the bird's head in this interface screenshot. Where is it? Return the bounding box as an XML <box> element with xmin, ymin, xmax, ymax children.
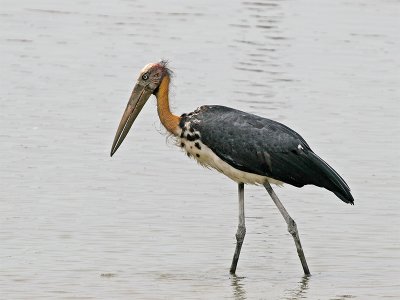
<box><xmin>110</xmin><ymin>61</ymin><xmax>171</xmax><ymax>156</ymax></box>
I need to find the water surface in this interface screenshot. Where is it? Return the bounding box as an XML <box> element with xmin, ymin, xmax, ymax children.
<box><xmin>1</xmin><ymin>0</ymin><xmax>399</xmax><ymax>299</ymax></box>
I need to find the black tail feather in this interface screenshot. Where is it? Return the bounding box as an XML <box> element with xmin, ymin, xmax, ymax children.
<box><xmin>308</xmin><ymin>152</ymin><xmax>354</xmax><ymax>205</ymax></box>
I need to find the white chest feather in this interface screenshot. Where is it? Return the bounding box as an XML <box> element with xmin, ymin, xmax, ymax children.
<box><xmin>176</xmin><ymin>128</ymin><xmax>282</xmax><ymax>186</ymax></box>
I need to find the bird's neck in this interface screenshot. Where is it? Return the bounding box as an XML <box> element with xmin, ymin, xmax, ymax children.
<box><xmin>155</xmin><ymin>75</ymin><xmax>180</xmax><ymax>135</ymax></box>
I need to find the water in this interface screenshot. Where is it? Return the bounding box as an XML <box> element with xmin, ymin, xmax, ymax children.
<box><xmin>1</xmin><ymin>0</ymin><xmax>399</xmax><ymax>299</ymax></box>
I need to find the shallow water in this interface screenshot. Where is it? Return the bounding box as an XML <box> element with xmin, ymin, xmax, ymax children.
<box><xmin>1</xmin><ymin>0</ymin><xmax>399</xmax><ymax>299</ymax></box>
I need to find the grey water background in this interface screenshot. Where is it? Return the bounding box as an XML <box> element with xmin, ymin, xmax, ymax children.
<box><xmin>1</xmin><ymin>0</ymin><xmax>399</xmax><ymax>299</ymax></box>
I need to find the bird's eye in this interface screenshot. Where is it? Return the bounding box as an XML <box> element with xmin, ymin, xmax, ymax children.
<box><xmin>142</xmin><ymin>73</ymin><xmax>149</xmax><ymax>80</ymax></box>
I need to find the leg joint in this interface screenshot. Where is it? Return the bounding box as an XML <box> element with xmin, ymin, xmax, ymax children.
<box><xmin>287</xmin><ymin>218</ymin><xmax>298</xmax><ymax>236</ymax></box>
<box><xmin>235</xmin><ymin>225</ymin><xmax>246</xmax><ymax>243</ymax></box>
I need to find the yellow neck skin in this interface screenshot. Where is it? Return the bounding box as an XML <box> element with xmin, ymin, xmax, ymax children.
<box><xmin>155</xmin><ymin>75</ymin><xmax>180</xmax><ymax>135</ymax></box>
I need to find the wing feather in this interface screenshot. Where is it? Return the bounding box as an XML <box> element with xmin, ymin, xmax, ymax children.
<box><xmin>187</xmin><ymin>105</ymin><xmax>354</xmax><ymax>204</ymax></box>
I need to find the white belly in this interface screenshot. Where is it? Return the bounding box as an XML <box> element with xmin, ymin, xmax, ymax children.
<box><xmin>177</xmin><ymin>134</ymin><xmax>283</xmax><ymax>186</ymax></box>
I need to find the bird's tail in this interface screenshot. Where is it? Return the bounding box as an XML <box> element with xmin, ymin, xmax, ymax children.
<box><xmin>308</xmin><ymin>152</ymin><xmax>354</xmax><ymax>205</ymax></box>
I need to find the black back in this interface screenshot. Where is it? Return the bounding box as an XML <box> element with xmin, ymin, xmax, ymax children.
<box><xmin>184</xmin><ymin>105</ymin><xmax>354</xmax><ymax>204</ymax></box>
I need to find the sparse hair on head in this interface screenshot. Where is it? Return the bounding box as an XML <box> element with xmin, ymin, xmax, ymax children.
<box><xmin>158</xmin><ymin>59</ymin><xmax>173</xmax><ymax>77</ymax></box>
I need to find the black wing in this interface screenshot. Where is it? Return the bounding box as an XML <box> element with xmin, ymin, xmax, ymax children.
<box><xmin>186</xmin><ymin>105</ymin><xmax>354</xmax><ymax>204</ymax></box>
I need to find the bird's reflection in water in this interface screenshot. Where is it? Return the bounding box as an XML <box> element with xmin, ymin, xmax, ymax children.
<box><xmin>284</xmin><ymin>275</ymin><xmax>310</xmax><ymax>300</ymax></box>
<box><xmin>230</xmin><ymin>274</ymin><xmax>311</xmax><ymax>300</ymax></box>
<box><xmin>230</xmin><ymin>274</ymin><xmax>247</xmax><ymax>300</ymax></box>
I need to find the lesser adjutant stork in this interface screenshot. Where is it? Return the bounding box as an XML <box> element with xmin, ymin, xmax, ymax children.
<box><xmin>111</xmin><ymin>61</ymin><xmax>354</xmax><ymax>275</ymax></box>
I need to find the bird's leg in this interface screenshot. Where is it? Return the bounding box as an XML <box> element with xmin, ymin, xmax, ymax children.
<box><xmin>263</xmin><ymin>181</ymin><xmax>311</xmax><ymax>275</ymax></box>
<box><xmin>230</xmin><ymin>183</ymin><xmax>246</xmax><ymax>274</ymax></box>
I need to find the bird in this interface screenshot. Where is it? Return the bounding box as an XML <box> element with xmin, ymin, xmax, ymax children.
<box><xmin>110</xmin><ymin>60</ymin><xmax>354</xmax><ymax>276</ymax></box>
